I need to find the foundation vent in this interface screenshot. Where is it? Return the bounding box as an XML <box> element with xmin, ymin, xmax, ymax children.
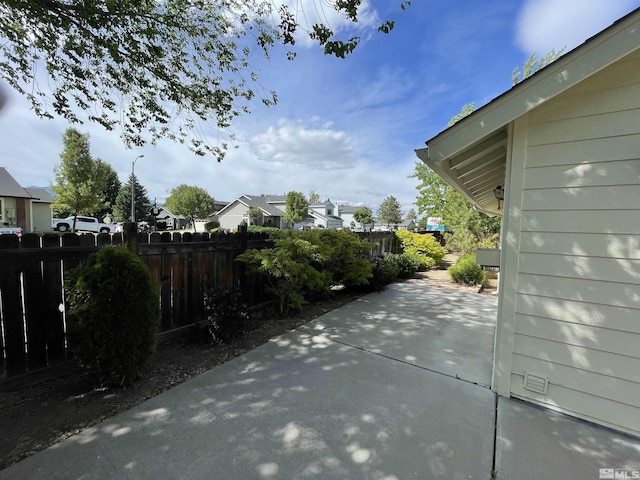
<box><xmin>523</xmin><ymin>372</ymin><xmax>549</xmax><ymax>395</ymax></box>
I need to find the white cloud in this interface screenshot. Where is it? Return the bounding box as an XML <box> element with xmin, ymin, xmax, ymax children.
<box><xmin>515</xmin><ymin>0</ymin><xmax>639</xmax><ymax>54</ymax></box>
<box><xmin>248</xmin><ymin>118</ymin><xmax>358</xmax><ymax>170</ymax></box>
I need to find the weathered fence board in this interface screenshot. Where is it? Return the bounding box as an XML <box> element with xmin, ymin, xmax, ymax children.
<box><xmin>41</xmin><ymin>234</ymin><xmax>67</xmax><ymax>367</ymax></box>
<box><xmin>0</xmin><ymin>229</ymin><xmax>394</xmax><ymax>380</ymax></box>
<box><xmin>22</xmin><ymin>236</ymin><xmax>48</xmax><ymax>370</ymax></box>
<box><xmin>1</xmin><ymin>263</ymin><xmax>25</xmax><ymax>376</ymax></box>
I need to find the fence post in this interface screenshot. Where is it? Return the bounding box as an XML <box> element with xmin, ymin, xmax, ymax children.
<box><xmin>238</xmin><ymin>223</ymin><xmax>248</xmax><ymax>252</ymax></box>
<box><xmin>124</xmin><ymin>222</ymin><xmax>138</xmax><ymax>255</ymax></box>
<box><xmin>237</xmin><ymin>223</ymin><xmax>248</xmax><ymax>296</ymax></box>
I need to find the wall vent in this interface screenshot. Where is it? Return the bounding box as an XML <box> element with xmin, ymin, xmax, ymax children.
<box><xmin>523</xmin><ymin>372</ymin><xmax>549</xmax><ymax>395</ymax></box>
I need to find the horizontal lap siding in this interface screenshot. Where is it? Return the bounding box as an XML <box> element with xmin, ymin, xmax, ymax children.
<box><xmin>511</xmin><ymin>51</ymin><xmax>640</xmax><ymax>435</ymax></box>
<box><xmin>218</xmin><ymin>202</ymin><xmax>247</xmax><ymax>230</ymax></box>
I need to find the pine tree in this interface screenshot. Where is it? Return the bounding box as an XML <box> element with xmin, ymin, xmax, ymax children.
<box><xmin>377</xmin><ymin>196</ymin><xmax>403</xmax><ymax>226</ymax></box>
<box><xmin>114</xmin><ymin>175</ymin><xmax>151</xmax><ymax>222</ymax></box>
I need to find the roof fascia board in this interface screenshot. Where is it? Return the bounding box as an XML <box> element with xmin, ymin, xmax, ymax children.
<box><xmin>217</xmin><ymin>197</ymin><xmax>250</xmax><ymax>215</ymax></box>
<box><xmin>426</xmin><ymin>9</ymin><xmax>640</xmax><ymax>161</ymax></box>
<box><xmin>416</xmin><ymin>147</ymin><xmax>479</xmax><ymax>207</ymax></box>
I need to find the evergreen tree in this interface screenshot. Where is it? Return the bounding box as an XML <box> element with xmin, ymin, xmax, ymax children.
<box><xmin>114</xmin><ymin>174</ymin><xmax>151</xmax><ymax>222</ymax></box>
<box><xmin>377</xmin><ymin>196</ymin><xmax>403</xmax><ymax>226</ymax></box>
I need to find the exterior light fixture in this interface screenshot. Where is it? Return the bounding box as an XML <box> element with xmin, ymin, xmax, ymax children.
<box><xmin>494</xmin><ymin>185</ymin><xmax>505</xmax><ymax>210</ymax></box>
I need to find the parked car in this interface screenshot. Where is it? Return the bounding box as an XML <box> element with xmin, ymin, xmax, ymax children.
<box><xmin>0</xmin><ymin>226</ymin><xmax>22</xmax><ymax>237</ymax></box>
<box><xmin>52</xmin><ymin>216</ymin><xmax>113</xmax><ymax>233</ymax></box>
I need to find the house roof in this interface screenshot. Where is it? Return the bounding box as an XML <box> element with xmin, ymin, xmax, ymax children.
<box><xmin>0</xmin><ymin>167</ymin><xmax>33</xmax><ymax>199</ymax></box>
<box><xmin>309</xmin><ymin>210</ymin><xmax>343</xmax><ymax>224</ymax></box>
<box><xmin>217</xmin><ymin>194</ymin><xmax>286</xmax><ymax>217</ymax></box>
<box><xmin>247</xmin><ymin>195</ymin><xmax>286</xmax><ymax>216</ymax></box>
<box><xmin>338</xmin><ymin>205</ymin><xmax>369</xmax><ymax>215</ymax></box>
<box><xmin>25</xmin><ymin>188</ymin><xmax>55</xmax><ymax>204</ymax></box>
<box><xmin>157</xmin><ymin>207</ymin><xmax>186</xmax><ymax>219</ymax></box>
<box><xmin>417</xmin><ymin>7</ymin><xmax>640</xmax><ymax>216</ymax></box>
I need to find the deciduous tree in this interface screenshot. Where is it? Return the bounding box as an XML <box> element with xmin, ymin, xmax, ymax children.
<box><xmin>283</xmin><ymin>191</ymin><xmax>309</xmax><ymax>227</ymax></box>
<box><xmin>512</xmin><ymin>48</ymin><xmax>565</xmax><ymax>85</ymax></box>
<box><xmin>164</xmin><ymin>184</ymin><xmax>215</xmax><ymax>232</ymax></box>
<box><xmin>51</xmin><ymin>128</ymin><xmax>104</xmax><ymax>230</ymax></box>
<box><xmin>91</xmin><ymin>160</ymin><xmax>121</xmax><ymax>220</ymax></box>
<box><xmin>1</xmin><ymin>1</ymin><xmax>409</xmax><ymax>160</ymax></box>
<box><xmin>353</xmin><ymin>206</ymin><xmax>373</xmax><ymax>227</ymax></box>
<box><xmin>412</xmin><ymin>48</ymin><xmax>564</xmax><ymax>251</ymax></box>
<box><xmin>247</xmin><ymin>207</ymin><xmax>262</xmax><ymax>226</ymax></box>
<box><xmin>410</xmin><ymin>162</ymin><xmax>451</xmax><ymax>219</ymax></box>
<box><xmin>308</xmin><ymin>190</ymin><xmax>321</xmax><ymax>204</ymax></box>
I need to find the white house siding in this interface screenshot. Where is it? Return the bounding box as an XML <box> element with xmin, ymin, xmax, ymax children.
<box><xmin>31</xmin><ymin>203</ymin><xmax>52</xmax><ymax>232</ymax></box>
<box><xmin>218</xmin><ymin>201</ymin><xmax>249</xmax><ymax>230</ymax></box>
<box><xmin>502</xmin><ymin>50</ymin><xmax>640</xmax><ymax>436</ymax></box>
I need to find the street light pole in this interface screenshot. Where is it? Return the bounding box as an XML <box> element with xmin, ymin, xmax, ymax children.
<box><xmin>131</xmin><ymin>155</ymin><xmax>144</xmax><ymax>222</ymax></box>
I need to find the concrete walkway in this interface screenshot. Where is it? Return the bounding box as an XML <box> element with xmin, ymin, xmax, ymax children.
<box><xmin>1</xmin><ymin>280</ymin><xmax>638</xmax><ymax>479</ymax></box>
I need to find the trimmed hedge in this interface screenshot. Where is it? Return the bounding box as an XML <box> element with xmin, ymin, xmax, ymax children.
<box><xmin>448</xmin><ymin>254</ymin><xmax>486</xmax><ymax>286</ymax></box>
<box><xmin>65</xmin><ymin>246</ymin><xmax>160</xmax><ymax>385</ymax></box>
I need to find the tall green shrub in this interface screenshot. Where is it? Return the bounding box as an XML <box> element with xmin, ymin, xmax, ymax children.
<box><xmin>299</xmin><ymin>229</ymin><xmax>372</xmax><ymax>288</ymax></box>
<box><xmin>237</xmin><ymin>229</ymin><xmax>375</xmax><ymax>313</ymax></box>
<box><xmin>448</xmin><ymin>254</ymin><xmax>486</xmax><ymax>286</ymax></box>
<box><xmin>361</xmin><ymin>253</ymin><xmax>419</xmax><ymax>291</ymax></box>
<box><xmin>236</xmin><ymin>231</ymin><xmax>328</xmax><ymax>314</ymax></box>
<box><xmin>395</xmin><ymin>230</ymin><xmax>446</xmax><ymax>269</ymax></box>
<box><xmin>65</xmin><ymin>246</ymin><xmax>160</xmax><ymax>385</ymax></box>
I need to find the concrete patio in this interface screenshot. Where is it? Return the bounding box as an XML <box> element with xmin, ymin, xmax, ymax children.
<box><xmin>1</xmin><ymin>279</ymin><xmax>638</xmax><ymax>479</ymax></box>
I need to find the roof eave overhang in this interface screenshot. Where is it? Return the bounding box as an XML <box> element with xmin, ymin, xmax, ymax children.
<box><xmin>419</xmin><ymin>8</ymin><xmax>640</xmax><ymax>217</ymax></box>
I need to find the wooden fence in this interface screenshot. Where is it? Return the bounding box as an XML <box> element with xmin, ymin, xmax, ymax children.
<box><xmin>0</xmin><ymin>228</ymin><xmax>395</xmax><ymax>380</ymax></box>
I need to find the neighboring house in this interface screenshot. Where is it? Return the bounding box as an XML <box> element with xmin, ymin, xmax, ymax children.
<box><xmin>416</xmin><ymin>8</ymin><xmax>640</xmax><ymax>437</ymax></box>
<box><xmin>337</xmin><ymin>205</ymin><xmax>358</xmax><ymax>229</ymax></box>
<box><xmin>218</xmin><ymin>195</ymin><xmax>344</xmax><ymax>231</ymax></box>
<box><xmin>207</xmin><ymin>200</ymin><xmax>230</xmax><ymax>224</ymax></box>
<box><xmin>338</xmin><ymin>204</ymin><xmax>375</xmax><ymax>230</ymax></box>
<box><xmin>156</xmin><ymin>207</ymin><xmax>188</xmax><ymax>230</ymax></box>
<box><xmin>25</xmin><ymin>188</ymin><xmax>54</xmax><ymax>233</ymax></box>
<box><xmin>397</xmin><ymin>219</ymin><xmax>415</xmax><ymax>231</ymax></box>
<box><xmin>308</xmin><ymin>201</ymin><xmax>343</xmax><ymax>230</ymax></box>
<box><xmin>0</xmin><ymin>167</ymin><xmax>44</xmax><ymax>233</ymax></box>
<box><xmin>217</xmin><ymin>194</ymin><xmax>286</xmax><ymax>231</ymax></box>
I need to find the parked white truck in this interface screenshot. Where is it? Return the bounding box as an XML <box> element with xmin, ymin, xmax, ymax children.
<box><xmin>52</xmin><ymin>216</ymin><xmax>114</xmax><ymax>233</ymax></box>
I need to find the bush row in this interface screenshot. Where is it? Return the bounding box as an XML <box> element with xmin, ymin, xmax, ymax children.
<box><xmin>237</xmin><ymin>229</ymin><xmax>447</xmax><ymax>314</ymax></box>
<box><xmin>63</xmin><ymin>230</ymin><xmax>451</xmax><ymax>385</ymax></box>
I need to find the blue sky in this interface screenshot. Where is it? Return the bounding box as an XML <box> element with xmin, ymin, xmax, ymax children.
<box><xmin>1</xmin><ymin>0</ymin><xmax>639</xmax><ymax>215</ymax></box>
